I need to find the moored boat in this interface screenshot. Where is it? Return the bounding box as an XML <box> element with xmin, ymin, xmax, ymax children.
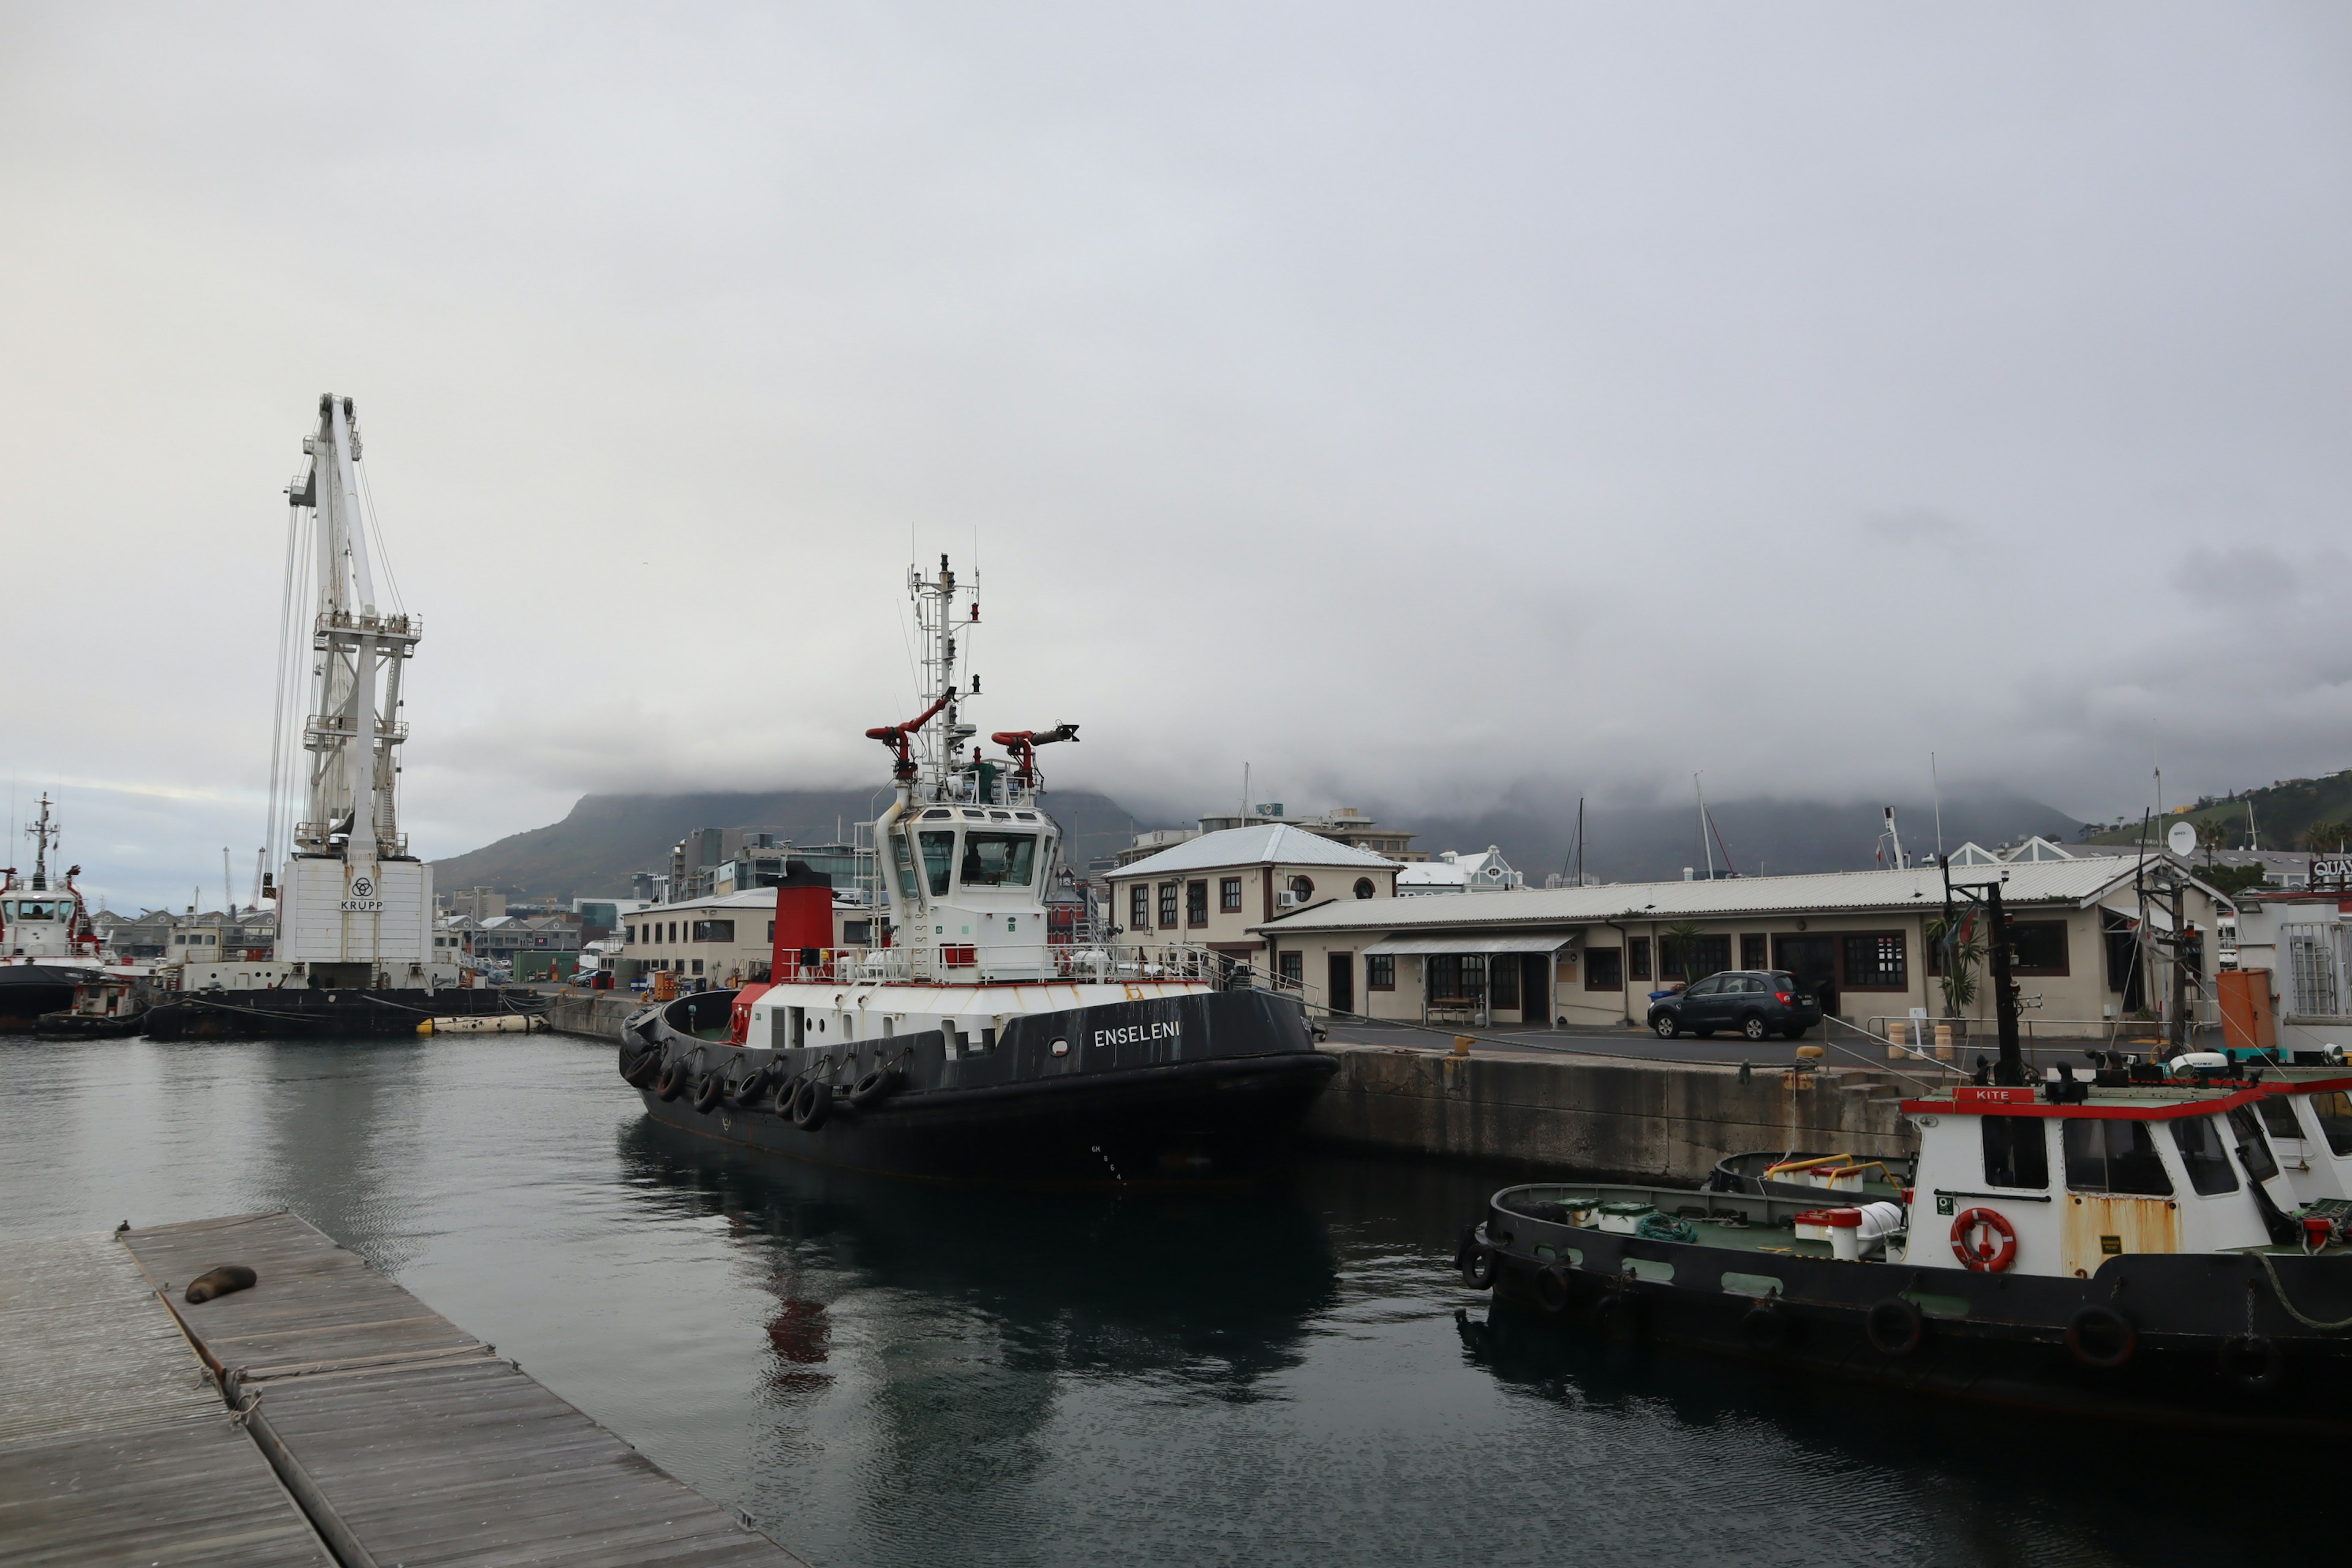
<box><xmin>619</xmin><ymin>557</ymin><xmax>1336</xmax><ymax>1186</ymax></box>
<box><xmin>2</xmin><ymin>795</ymin><xmax>149</xmax><ymax>1033</ymax></box>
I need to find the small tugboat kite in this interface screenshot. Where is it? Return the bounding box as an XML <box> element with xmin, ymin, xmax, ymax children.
<box><xmin>619</xmin><ymin>556</ymin><xmax>1336</xmax><ymax>1186</ymax></box>
<box><xmin>1457</xmin><ymin>865</ymin><xmax>2352</xmax><ymax>1435</ymax></box>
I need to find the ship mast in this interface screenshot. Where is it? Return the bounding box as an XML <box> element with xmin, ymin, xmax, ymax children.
<box><xmin>909</xmin><ymin>553</ymin><xmax>978</xmax><ymax>802</ymax></box>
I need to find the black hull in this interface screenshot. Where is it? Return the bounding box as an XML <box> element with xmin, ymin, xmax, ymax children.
<box><xmin>0</xmin><ymin>967</ymin><xmax>98</xmax><ymax>1031</ymax></box>
<box><xmin>627</xmin><ymin>988</ymin><xmax>1337</xmax><ymax>1188</ymax></box>
<box><xmin>34</xmin><ymin>1011</ymin><xmax>147</xmax><ymax>1039</ymax></box>
<box><xmin>141</xmin><ymin>986</ymin><xmax>541</xmax><ymax>1040</ymax></box>
<box><xmin>1473</xmin><ymin>1184</ymin><xmax>2352</xmax><ymax>1438</ymax></box>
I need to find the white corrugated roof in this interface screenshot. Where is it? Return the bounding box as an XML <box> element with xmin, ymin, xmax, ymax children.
<box><xmin>1254</xmin><ymin>853</ymin><xmax>2198</xmax><ymax>935</ymax></box>
<box><xmin>1108</xmin><ymin>824</ymin><xmax>1403</xmax><ymax>880</ymax></box>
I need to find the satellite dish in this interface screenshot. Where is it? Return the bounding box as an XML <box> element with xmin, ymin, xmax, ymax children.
<box><xmin>2166</xmin><ymin>821</ymin><xmax>2198</xmax><ymax>858</ymax></box>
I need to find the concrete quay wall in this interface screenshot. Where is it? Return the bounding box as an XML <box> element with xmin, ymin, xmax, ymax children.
<box><xmin>1303</xmin><ymin>1044</ymin><xmax>1913</xmax><ymax>1186</ymax></box>
<box><xmin>545</xmin><ymin>995</ymin><xmax>1915</xmax><ymax>1187</ymax></box>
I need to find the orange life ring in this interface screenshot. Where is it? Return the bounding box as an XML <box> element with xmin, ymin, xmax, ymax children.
<box><xmin>1950</xmin><ymin>1207</ymin><xmax>2017</xmax><ymax>1272</ymax></box>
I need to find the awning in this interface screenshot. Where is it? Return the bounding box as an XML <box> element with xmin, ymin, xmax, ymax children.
<box><xmin>1359</xmin><ymin>933</ymin><xmax>1574</xmax><ymax>957</ymax></box>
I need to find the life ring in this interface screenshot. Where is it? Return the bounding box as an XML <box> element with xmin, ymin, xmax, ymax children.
<box><xmin>791</xmin><ymin>1078</ymin><xmax>833</xmax><ymax>1133</ymax></box>
<box><xmin>1463</xmin><ymin>1245</ymin><xmax>1501</xmax><ymax>1291</ymax></box>
<box><xmin>1865</xmin><ymin>1297</ymin><xmax>1926</xmax><ymax>1357</ymax></box>
<box><xmin>1950</xmin><ymin>1207</ymin><xmax>2018</xmax><ymax>1273</ymax></box>
<box><xmin>2066</xmin><ymin>1306</ymin><xmax>2136</xmax><ymax>1370</ymax></box>
<box><xmin>692</xmin><ymin>1071</ymin><xmax>723</xmax><ymax>1114</ymax></box>
<box><xmin>2218</xmin><ymin>1333</ymin><xmax>2283</xmax><ymax>1393</ymax></box>
<box><xmin>654</xmin><ymin>1061</ymin><xmax>688</xmax><ymax>1102</ymax></box>
<box><xmin>1532</xmin><ymin>1264</ymin><xmax>1574</xmax><ymax>1314</ymax></box>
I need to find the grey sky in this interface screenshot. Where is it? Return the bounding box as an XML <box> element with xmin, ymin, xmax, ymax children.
<box><xmin>5</xmin><ymin>5</ymin><xmax>2348</xmax><ymax>909</ymax></box>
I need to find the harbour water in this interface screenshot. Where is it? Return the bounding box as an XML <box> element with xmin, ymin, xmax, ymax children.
<box><xmin>1</xmin><ymin>1033</ymin><xmax>2335</xmax><ymax>1567</ymax></box>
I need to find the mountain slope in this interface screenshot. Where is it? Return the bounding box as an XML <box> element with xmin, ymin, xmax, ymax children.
<box><xmin>2082</xmin><ymin>769</ymin><xmax>2352</xmax><ymax>853</ymax></box>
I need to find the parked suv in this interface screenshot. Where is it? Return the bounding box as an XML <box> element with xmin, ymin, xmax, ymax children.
<box><xmin>1648</xmin><ymin>970</ymin><xmax>1820</xmax><ymax>1041</ymax></box>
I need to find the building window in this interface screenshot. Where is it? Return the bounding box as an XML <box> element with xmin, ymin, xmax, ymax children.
<box><xmin>2009</xmin><ymin>921</ymin><xmax>2069</xmax><ymax>976</ymax></box>
<box><xmin>1278</xmin><ymin>951</ymin><xmax>1302</xmax><ymax>988</ymax></box>
<box><xmin>1367</xmin><ymin>954</ymin><xmax>1395</xmax><ymax>990</ymax></box>
<box><xmin>1186</xmin><ymin>881</ymin><xmax>1208</xmax><ymax>926</ymax></box>
<box><xmin>1740</xmin><ymin>934</ymin><xmax>1768</xmax><ymax>971</ymax></box>
<box><xmin>1627</xmin><ymin>937</ymin><xmax>1651</xmax><ymax>982</ymax></box>
<box><xmin>1354</xmin><ymin>878</ymin><xmax>1374</xmax><ymax>900</ymax></box>
<box><xmin>1428</xmin><ymin>954</ymin><xmax>1488</xmax><ymax>1001</ymax></box>
<box><xmin>1289</xmin><ymin>876</ymin><xmax>1315</xmax><ymax>902</ymax></box>
<box><xmin>668</xmin><ymin>922</ymin><xmax>677</xmax><ymax>943</ymax></box>
<box><xmin>1841</xmin><ymin>932</ymin><xmax>1907</xmax><ymax>990</ymax></box>
<box><xmin>691</xmin><ymin>959</ymin><xmax>704</xmax><ymax>976</ymax></box>
<box><xmin>1158</xmin><ymin>883</ymin><xmax>1178</xmax><ymax>929</ymax></box>
<box><xmin>1221</xmin><ymin>877</ymin><xmax>1243</xmax><ymax>913</ymax></box>
<box><xmin>1585</xmin><ymin>948</ymin><xmax>1623</xmax><ymax>990</ymax></box>
<box><xmin>1131</xmin><ymin>885</ymin><xmax>1150</xmax><ymax>930</ymax></box>
<box><xmin>1660</xmin><ymin>934</ymin><xmax>1730</xmax><ymax>982</ymax></box>
<box><xmin>766</xmin><ymin>921</ymin><xmax>775</xmax><ymax>942</ymax></box>
<box><xmin>690</xmin><ymin>919</ymin><xmax>735</xmax><ymax>943</ymax></box>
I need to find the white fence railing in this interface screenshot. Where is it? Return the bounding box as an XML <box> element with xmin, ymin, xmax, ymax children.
<box><xmin>759</xmin><ymin>941</ymin><xmax>1243</xmax><ymax>989</ymax></box>
<box><xmin>2283</xmin><ymin>922</ymin><xmax>2352</xmax><ymax>1019</ymax></box>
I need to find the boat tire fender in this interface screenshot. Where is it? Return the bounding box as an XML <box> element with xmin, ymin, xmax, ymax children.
<box><xmin>654</xmin><ymin>1060</ymin><xmax>688</xmax><ymax>1102</ymax></box>
<box><xmin>1865</xmin><ymin>1297</ymin><xmax>1925</xmax><ymax>1358</ymax></box>
<box><xmin>1740</xmin><ymin>1301</ymin><xmax>1790</xmax><ymax>1354</ymax></box>
<box><xmin>1590</xmin><ymin>1287</ymin><xmax>1642</xmax><ymax>1343</ymax></box>
<box><xmin>1463</xmin><ymin>1245</ymin><xmax>1501</xmax><ymax>1291</ymax></box>
<box><xmin>692</xmin><ymin>1071</ymin><xmax>723</xmax><ymax>1115</ymax></box>
<box><xmin>848</xmin><ymin>1063</ymin><xmax>900</xmax><ymax>1110</ymax></box>
<box><xmin>620</xmin><ymin>1047</ymin><xmax>662</xmax><ymax>1088</ymax></box>
<box><xmin>731</xmin><ymin>1065</ymin><xmax>773</xmax><ymax>1106</ymax></box>
<box><xmin>2218</xmin><ymin>1333</ymin><xmax>2283</xmax><ymax>1393</ymax></box>
<box><xmin>1950</xmin><ymin>1207</ymin><xmax>2018</xmax><ymax>1273</ymax></box>
<box><xmin>770</xmin><ymin>1072</ymin><xmax>806</xmax><ymax>1117</ymax></box>
<box><xmin>2065</xmin><ymin>1306</ymin><xmax>2136</xmax><ymax>1370</ymax></box>
<box><xmin>1532</xmin><ymin>1265</ymin><xmax>1574</xmax><ymax>1315</ymax></box>
<box><xmin>791</xmin><ymin>1078</ymin><xmax>834</xmax><ymax>1133</ymax></box>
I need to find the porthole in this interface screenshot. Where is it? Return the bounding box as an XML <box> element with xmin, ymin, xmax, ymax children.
<box><xmin>1290</xmin><ymin>876</ymin><xmax>1315</xmax><ymax>901</ymax></box>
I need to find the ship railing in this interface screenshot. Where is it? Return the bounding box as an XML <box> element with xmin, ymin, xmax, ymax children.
<box><xmin>314</xmin><ymin>608</ymin><xmax>423</xmax><ymax>643</ymax></box>
<box><xmin>764</xmin><ymin>941</ymin><xmax>1245</xmax><ymax>988</ymax></box>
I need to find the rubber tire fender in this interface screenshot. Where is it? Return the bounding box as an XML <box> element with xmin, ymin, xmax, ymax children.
<box><xmin>654</xmin><ymin>1060</ymin><xmax>688</xmax><ymax>1102</ymax></box>
<box><xmin>791</xmin><ymin>1078</ymin><xmax>834</xmax><ymax>1133</ymax></box>
<box><xmin>1740</xmin><ymin>1301</ymin><xmax>1790</xmax><ymax>1354</ymax></box>
<box><xmin>1462</xmin><ymin>1245</ymin><xmax>1501</xmax><ymax>1291</ymax></box>
<box><xmin>620</xmin><ymin>1049</ymin><xmax>662</xmax><ymax>1088</ymax></box>
<box><xmin>1532</xmin><ymin>1264</ymin><xmax>1574</xmax><ymax>1315</ymax></box>
<box><xmin>2218</xmin><ymin>1333</ymin><xmax>2283</xmax><ymax>1393</ymax></box>
<box><xmin>1865</xmin><ymin>1297</ymin><xmax>1926</xmax><ymax>1358</ymax></box>
<box><xmin>731</xmin><ymin>1065</ymin><xmax>772</xmax><ymax>1106</ymax></box>
<box><xmin>2065</xmin><ymin>1306</ymin><xmax>2137</xmax><ymax>1370</ymax></box>
<box><xmin>847</xmin><ymin>1063</ymin><xmax>900</xmax><ymax>1110</ymax></box>
<box><xmin>692</xmin><ymin>1071</ymin><xmax>723</xmax><ymax>1115</ymax></box>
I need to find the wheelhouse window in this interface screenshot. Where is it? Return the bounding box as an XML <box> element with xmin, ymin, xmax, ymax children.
<box><xmin>1367</xmin><ymin>954</ymin><xmax>1395</xmax><ymax>990</ymax></box>
<box><xmin>1157</xmin><ymin>883</ymin><xmax>1178</xmax><ymax>928</ymax></box>
<box><xmin>959</xmin><ymin>832</ymin><xmax>1037</xmax><ymax>888</ymax></box>
<box><xmin>1981</xmin><ymin>1117</ymin><xmax>2048</xmax><ymax>1189</ymax></box>
<box><xmin>690</xmin><ymin>919</ymin><xmax>734</xmax><ymax>943</ymax></box>
<box><xmin>1586</xmin><ymin>948</ymin><xmax>1623</xmax><ymax>990</ymax></box>
<box><xmin>1130</xmin><ymin>885</ymin><xmax>1150</xmax><ymax>929</ymax></box>
<box><xmin>1186</xmin><ymin>881</ymin><xmax>1208</xmax><ymax>926</ymax></box>
<box><xmin>2225</xmin><ymin>1104</ymin><xmax>2281</xmax><ymax>1183</ymax></box>
<box><xmin>892</xmin><ymin>833</ymin><xmax>919</xmax><ymax>897</ymax></box>
<box><xmin>2009</xmin><ymin>921</ymin><xmax>2070</xmax><ymax>976</ymax></box>
<box><xmin>918</xmin><ymin>831</ymin><xmax>956</xmax><ymax>895</ymax></box>
<box><xmin>1842</xmin><ymin>932</ymin><xmax>1907</xmax><ymax>990</ymax></box>
<box><xmin>2257</xmin><ymin>1096</ymin><xmax>2303</xmax><ymax>1142</ymax></box>
<box><xmin>2062</xmin><ymin>1118</ymin><xmax>2173</xmax><ymax>1196</ymax></box>
<box><xmin>2169</xmin><ymin>1115</ymin><xmax>2240</xmax><ymax>1196</ymax></box>
<box><xmin>1220</xmin><ymin>877</ymin><xmax>1243</xmax><ymax>913</ymax></box>
<box><xmin>1627</xmin><ymin>938</ymin><xmax>1651</xmax><ymax>982</ymax></box>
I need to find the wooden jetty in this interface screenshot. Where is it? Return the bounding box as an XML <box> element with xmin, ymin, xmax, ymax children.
<box><xmin>0</xmin><ymin>1232</ymin><xmax>331</xmax><ymax>1565</ymax></box>
<box><xmin>7</xmin><ymin>1212</ymin><xmax>805</xmax><ymax>1566</ymax></box>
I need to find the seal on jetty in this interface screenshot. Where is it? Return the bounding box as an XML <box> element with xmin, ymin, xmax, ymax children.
<box><xmin>184</xmin><ymin>1264</ymin><xmax>257</xmax><ymax>1303</ymax></box>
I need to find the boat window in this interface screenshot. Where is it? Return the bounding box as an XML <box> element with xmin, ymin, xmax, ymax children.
<box><xmin>959</xmin><ymin>832</ymin><xmax>1036</xmax><ymax>888</ymax></box>
<box><xmin>892</xmin><ymin>833</ymin><xmax>919</xmax><ymax>897</ymax></box>
<box><xmin>2257</xmin><ymin>1097</ymin><xmax>2303</xmax><ymax>1141</ymax></box>
<box><xmin>2062</xmin><ymin>1118</ymin><xmax>2174</xmax><ymax>1197</ymax></box>
<box><xmin>921</xmin><ymin>809</ymin><xmax>951</xmax><ymax>820</ymax></box>
<box><xmin>2309</xmin><ymin>1090</ymin><xmax>2352</xmax><ymax>1158</ymax></box>
<box><xmin>2226</xmin><ymin>1104</ymin><xmax>2282</xmax><ymax>1183</ymax></box>
<box><xmin>918</xmin><ymin>832</ymin><xmax>956</xmax><ymax>896</ymax></box>
<box><xmin>10</xmin><ymin>901</ymin><xmax>57</xmax><ymax>920</ymax></box>
<box><xmin>1981</xmin><ymin>1116</ymin><xmax>2049</xmax><ymax>1189</ymax></box>
<box><xmin>2168</xmin><ymin>1116</ymin><xmax>2239</xmax><ymax>1196</ymax></box>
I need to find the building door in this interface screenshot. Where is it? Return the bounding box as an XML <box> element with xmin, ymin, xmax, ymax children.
<box><xmin>1327</xmin><ymin>952</ymin><xmax>1354</xmax><ymax>1017</ymax></box>
<box><xmin>1522</xmin><ymin>954</ymin><xmax>1552</xmax><ymax>1023</ymax></box>
<box><xmin>1774</xmin><ymin>933</ymin><xmax>1838</xmax><ymax>1017</ymax></box>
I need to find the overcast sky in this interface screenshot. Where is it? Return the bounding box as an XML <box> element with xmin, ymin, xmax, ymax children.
<box><xmin>5</xmin><ymin>5</ymin><xmax>2348</xmax><ymax>910</ymax></box>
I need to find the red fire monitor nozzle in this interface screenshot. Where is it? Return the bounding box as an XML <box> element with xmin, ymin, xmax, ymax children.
<box><xmin>990</xmin><ymin>723</ymin><xmax>1080</xmax><ymax>790</ymax></box>
<box><xmin>864</xmin><ymin>693</ymin><xmax>953</xmax><ymax>780</ymax></box>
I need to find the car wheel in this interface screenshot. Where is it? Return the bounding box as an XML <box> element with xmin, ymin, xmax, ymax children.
<box><xmin>1653</xmin><ymin>1013</ymin><xmax>1679</xmax><ymax>1039</ymax></box>
<box><xmin>1741</xmin><ymin>1013</ymin><xmax>1770</xmax><ymax>1042</ymax></box>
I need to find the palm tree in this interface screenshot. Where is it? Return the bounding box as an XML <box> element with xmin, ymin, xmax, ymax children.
<box><xmin>2310</xmin><ymin>821</ymin><xmax>2352</xmax><ymax>853</ymax></box>
<box><xmin>1925</xmin><ymin>913</ymin><xmax>1983</xmax><ymax>1018</ymax></box>
<box><xmin>2195</xmin><ymin>819</ymin><xmax>2227</xmax><ymax>865</ymax></box>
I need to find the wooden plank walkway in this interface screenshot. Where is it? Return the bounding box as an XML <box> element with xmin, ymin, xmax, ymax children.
<box><xmin>116</xmin><ymin>1212</ymin><xmax>805</xmax><ymax>1568</ymax></box>
<box><xmin>0</xmin><ymin>1232</ymin><xmax>331</xmax><ymax>1566</ymax></box>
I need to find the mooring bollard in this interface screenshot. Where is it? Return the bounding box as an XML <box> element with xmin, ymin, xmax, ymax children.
<box><xmin>1452</xmin><ymin>1036</ymin><xmax>1472</xmax><ymax>1057</ymax></box>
